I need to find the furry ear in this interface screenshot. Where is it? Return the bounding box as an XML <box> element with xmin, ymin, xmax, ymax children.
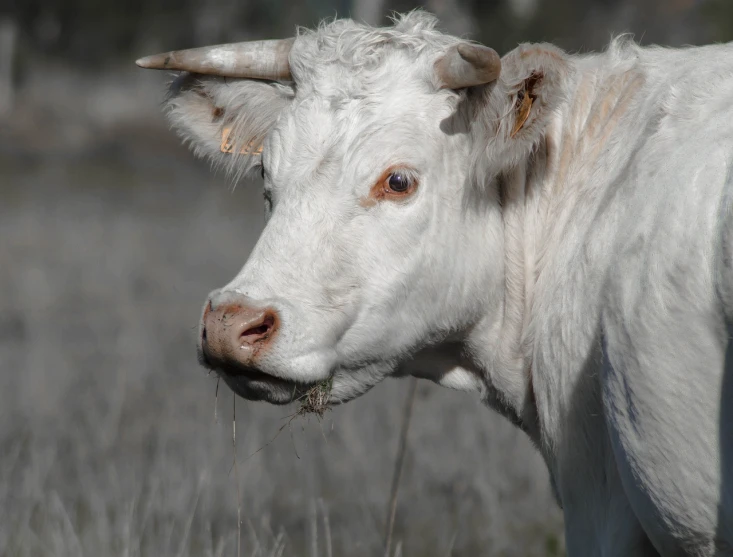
<box><xmin>166</xmin><ymin>73</ymin><xmax>294</xmax><ymax>179</ymax></box>
<box><xmin>499</xmin><ymin>44</ymin><xmax>569</xmax><ymax>142</ymax></box>
<box><xmin>472</xmin><ymin>43</ymin><xmax>570</xmax><ymax>171</ymax></box>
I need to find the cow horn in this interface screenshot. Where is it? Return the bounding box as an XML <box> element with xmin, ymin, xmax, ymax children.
<box><xmin>136</xmin><ymin>38</ymin><xmax>295</xmax><ymax>80</ymax></box>
<box><xmin>435</xmin><ymin>43</ymin><xmax>501</xmax><ymax>89</ymax></box>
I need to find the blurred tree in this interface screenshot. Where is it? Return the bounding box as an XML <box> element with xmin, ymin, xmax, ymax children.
<box><xmin>351</xmin><ymin>0</ymin><xmax>387</xmax><ymax>25</ymax></box>
<box><xmin>701</xmin><ymin>0</ymin><xmax>733</xmax><ymax>42</ymax></box>
<box><xmin>0</xmin><ymin>0</ymin><xmax>726</xmax><ymax>66</ymax></box>
<box><xmin>0</xmin><ymin>18</ymin><xmax>16</xmax><ymax>114</ymax></box>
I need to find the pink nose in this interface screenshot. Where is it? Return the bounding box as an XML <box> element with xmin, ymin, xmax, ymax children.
<box><xmin>200</xmin><ymin>301</ymin><xmax>279</xmax><ymax>370</ymax></box>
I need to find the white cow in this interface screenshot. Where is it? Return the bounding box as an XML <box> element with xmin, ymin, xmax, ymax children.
<box><xmin>137</xmin><ymin>12</ymin><xmax>733</xmax><ymax>556</ymax></box>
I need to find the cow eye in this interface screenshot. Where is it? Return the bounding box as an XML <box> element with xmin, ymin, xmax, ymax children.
<box><xmin>387</xmin><ymin>172</ymin><xmax>412</xmax><ymax>193</ymax></box>
<box><xmin>366</xmin><ymin>167</ymin><xmax>419</xmax><ymax>204</ymax></box>
<box><xmin>260</xmin><ymin>165</ymin><xmax>266</xmax><ymax>180</ymax></box>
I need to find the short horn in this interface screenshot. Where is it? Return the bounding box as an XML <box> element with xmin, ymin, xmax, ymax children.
<box><xmin>136</xmin><ymin>38</ymin><xmax>294</xmax><ymax>80</ymax></box>
<box><xmin>435</xmin><ymin>43</ymin><xmax>501</xmax><ymax>89</ymax></box>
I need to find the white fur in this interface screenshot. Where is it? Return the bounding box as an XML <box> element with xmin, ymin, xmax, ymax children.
<box><xmin>163</xmin><ymin>12</ymin><xmax>733</xmax><ymax>556</ymax></box>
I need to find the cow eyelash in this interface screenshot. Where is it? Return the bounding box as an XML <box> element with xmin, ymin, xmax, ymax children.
<box><xmin>263</xmin><ymin>189</ymin><xmax>273</xmax><ymax>221</ymax></box>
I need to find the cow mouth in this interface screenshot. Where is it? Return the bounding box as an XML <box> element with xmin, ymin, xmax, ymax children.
<box><xmin>208</xmin><ymin>361</ymin><xmax>316</xmax><ymax>404</ymax></box>
<box><xmin>222</xmin><ymin>364</ymin><xmax>285</xmax><ymax>384</ymax></box>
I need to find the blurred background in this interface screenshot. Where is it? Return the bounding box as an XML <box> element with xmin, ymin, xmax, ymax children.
<box><xmin>1</xmin><ymin>1</ymin><xmax>732</xmax><ymax>556</ymax></box>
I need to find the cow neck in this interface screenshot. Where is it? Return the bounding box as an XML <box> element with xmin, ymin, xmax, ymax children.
<box><xmin>494</xmin><ymin>128</ymin><xmax>560</xmax><ymax>441</ymax></box>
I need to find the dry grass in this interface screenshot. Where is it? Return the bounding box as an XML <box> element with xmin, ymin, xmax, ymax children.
<box><xmin>297</xmin><ymin>379</ymin><xmax>334</xmax><ymax>419</ymax></box>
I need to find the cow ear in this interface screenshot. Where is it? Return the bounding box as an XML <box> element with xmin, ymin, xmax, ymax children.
<box><xmin>493</xmin><ymin>44</ymin><xmax>570</xmax><ymax>152</ymax></box>
<box><xmin>166</xmin><ymin>73</ymin><xmax>294</xmax><ymax>179</ymax></box>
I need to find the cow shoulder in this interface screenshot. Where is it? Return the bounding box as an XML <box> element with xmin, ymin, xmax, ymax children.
<box><xmin>599</xmin><ymin>140</ymin><xmax>732</xmax><ymax>554</ymax></box>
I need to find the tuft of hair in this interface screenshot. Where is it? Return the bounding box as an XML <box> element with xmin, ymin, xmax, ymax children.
<box><xmin>289</xmin><ymin>10</ymin><xmax>455</xmax><ymax>82</ymax></box>
<box><xmin>606</xmin><ymin>33</ymin><xmax>641</xmax><ymax>62</ymax></box>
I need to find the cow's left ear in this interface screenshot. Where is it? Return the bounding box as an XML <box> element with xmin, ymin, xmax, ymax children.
<box><xmin>484</xmin><ymin>44</ymin><xmax>570</xmax><ymax>164</ymax></box>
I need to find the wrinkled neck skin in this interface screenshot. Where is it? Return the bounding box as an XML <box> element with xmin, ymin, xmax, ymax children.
<box><xmin>405</xmin><ymin>60</ymin><xmax>603</xmax><ymax>447</ymax></box>
<box><xmin>398</xmin><ymin>135</ymin><xmax>552</xmax><ymax>442</ymax></box>
<box><xmin>405</xmin><ymin>172</ymin><xmax>550</xmax><ymax>442</ymax></box>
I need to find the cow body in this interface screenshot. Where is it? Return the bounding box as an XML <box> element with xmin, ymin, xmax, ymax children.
<box><xmin>142</xmin><ymin>14</ymin><xmax>733</xmax><ymax>555</ymax></box>
<box><xmin>523</xmin><ymin>42</ymin><xmax>733</xmax><ymax>555</ymax></box>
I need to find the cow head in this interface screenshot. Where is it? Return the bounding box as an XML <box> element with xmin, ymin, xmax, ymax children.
<box><xmin>138</xmin><ymin>13</ymin><xmax>569</xmax><ymax>409</ymax></box>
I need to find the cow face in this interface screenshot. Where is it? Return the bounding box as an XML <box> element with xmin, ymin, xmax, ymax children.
<box><xmin>161</xmin><ymin>14</ymin><xmax>567</xmax><ymax>405</ymax></box>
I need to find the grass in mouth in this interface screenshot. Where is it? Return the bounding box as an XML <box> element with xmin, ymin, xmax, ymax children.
<box><xmin>297</xmin><ymin>377</ymin><xmax>333</xmax><ymax>419</ymax></box>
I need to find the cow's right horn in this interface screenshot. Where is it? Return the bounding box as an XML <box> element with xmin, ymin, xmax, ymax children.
<box><xmin>435</xmin><ymin>43</ymin><xmax>501</xmax><ymax>89</ymax></box>
<box><xmin>136</xmin><ymin>38</ymin><xmax>294</xmax><ymax>80</ymax></box>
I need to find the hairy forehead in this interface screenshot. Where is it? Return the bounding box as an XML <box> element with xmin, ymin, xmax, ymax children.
<box><xmin>263</xmin><ymin>13</ymin><xmax>461</xmax><ymax>175</ymax></box>
<box><xmin>267</xmin><ymin>85</ymin><xmax>448</xmax><ymax>178</ymax></box>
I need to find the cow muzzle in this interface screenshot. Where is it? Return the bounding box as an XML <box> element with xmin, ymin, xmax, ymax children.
<box><xmin>198</xmin><ymin>293</ymin><xmax>304</xmax><ymax>403</ymax></box>
<box><xmin>199</xmin><ymin>294</ymin><xmax>280</xmax><ymax>377</ymax></box>
<box><xmin>198</xmin><ymin>291</ymin><xmax>339</xmax><ymax>404</ymax></box>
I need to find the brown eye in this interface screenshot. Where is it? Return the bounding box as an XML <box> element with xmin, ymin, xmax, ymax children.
<box><xmin>387</xmin><ymin>172</ymin><xmax>411</xmax><ymax>193</ymax></box>
<box><xmin>362</xmin><ymin>166</ymin><xmax>419</xmax><ymax>207</ymax></box>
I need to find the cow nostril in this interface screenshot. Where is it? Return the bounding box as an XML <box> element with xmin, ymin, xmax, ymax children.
<box><xmin>240</xmin><ymin>312</ymin><xmax>276</xmax><ymax>341</ymax></box>
<box><xmin>243</xmin><ymin>324</ymin><xmax>268</xmax><ymax>336</ymax></box>
<box><xmin>201</xmin><ymin>301</ymin><xmax>212</xmax><ymax>344</ymax></box>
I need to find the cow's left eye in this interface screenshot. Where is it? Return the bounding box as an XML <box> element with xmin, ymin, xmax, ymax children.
<box><xmin>388</xmin><ymin>172</ymin><xmax>412</xmax><ymax>193</ymax></box>
<box><xmin>366</xmin><ymin>167</ymin><xmax>419</xmax><ymax>204</ymax></box>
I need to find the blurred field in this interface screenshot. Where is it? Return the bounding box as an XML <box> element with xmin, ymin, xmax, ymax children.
<box><xmin>0</xmin><ymin>109</ymin><xmax>562</xmax><ymax>556</ymax></box>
